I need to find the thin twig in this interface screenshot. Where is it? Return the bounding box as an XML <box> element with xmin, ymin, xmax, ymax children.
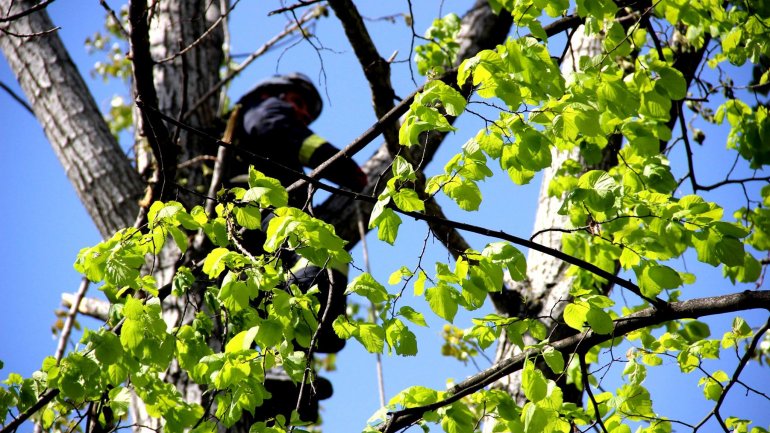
<box><xmin>678</xmin><ymin>106</ymin><xmax>699</xmax><ymax>192</ymax></box>
<box><xmin>155</xmin><ymin>0</ymin><xmax>241</xmax><ymax>64</ymax></box>
<box><xmin>54</xmin><ymin>278</ymin><xmax>90</xmax><ymax>362</ymax></box>
<box><xmin>268</xmin><ymin>0</ymin><xmax>323</xmax><ymax>16</ymax></box>
<box><xmin>292</xmin><ymin>267</ymin><xmax>336</xmax><ymax>430</ymax></box>
<box><xmin>378</xmin><ymin>290</ymin><xmax>770</xmax><ymax>433</ymax></box>
<box><xmin>97</xmin><ymin>0</ymin><xmax>128</xmax><ymax>39</ymax></box>
<box><xmin>0</xmin><ymin>81</ymin><xmax>34</xmax><ymax>114</ymax></box>
<box><xmin>693</xmin><ymin>316</ymin><xmax>770</xmax><ymax>432</ymax></box>
<box><xmin>0</xmin><ymin>24</ymin><xmax>59</xmax><ymax>37</ymax></box>
<box><xmin>0</xmin><ymin>0</ymin><xmax>54</xmax><ymax>23</ymax></box>
<box><xmin>182</xmin><ymin>5</ymin><xmax>322</xmax><ymax>120</ymax></box>
<box><xmin>579</xmin><ymin>353</ymin><xmax>609</xmax><ymax>433</ymax></box>
<box><xmin>357</xmin><ymin>204</ymin><xmax>386</xmax><ymax>407</ymax></box>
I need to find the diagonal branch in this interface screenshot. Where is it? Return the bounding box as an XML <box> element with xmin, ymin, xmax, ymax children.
<box><xmin>328</xmin><ymin>0</ymin><xmax>398</xmax><ymax>150</ymax></box>
<box><xmin>378</xmin><ymin>290</ymin><xmax>770</xmax><ymax>433</ymax></box>
<box><xmin>183</xmin><ymin>5</ymin><xmax>324</xmax><ymax>121</ymax></box>
<box><xmin>0</xmin><ymin>0</ymin><xmax>53</xmax><ymax>22</ymax></box>
<box><xmin>693</xmin><ymin>315</ymin><xmax>770</xmax><ymax>432</ymax></box>
<box><xmin>140</xmin><ymin>99</ymin><xmax>659</xmax><ymax>304</ymax></box>
<box><xmin>128</xmin><ymin>0</ymin><xmax>177</xmax><ymax>210</ymax></box>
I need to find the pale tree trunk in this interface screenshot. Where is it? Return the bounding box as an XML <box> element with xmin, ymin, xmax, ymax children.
<box><xmin>0</xmin><ymin>0</ymin><xmax>144</xmax><ymax>238</ymax></box>
<box><xmin>129</xmin><ymin>1</ymin><xmax>226</xmax><ymax>431</ymax></box>
<box><xmin>486</xmin><ymin>25</ymin><xmax>603</xmax><ymax>413</ymax></box>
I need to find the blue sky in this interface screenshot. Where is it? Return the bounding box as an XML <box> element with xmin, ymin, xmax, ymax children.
<box><xmin>1</xmin><ymin>1</ymin><xmax>769</xmax><ymax>432</ymax></box>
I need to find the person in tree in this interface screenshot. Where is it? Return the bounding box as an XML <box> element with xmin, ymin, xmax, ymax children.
<box><xmin>225</xmin><ymin>73</ymin><xmax>367</xmax><ymax>423</ymax></box>
<box><xmin>228</xmin><ymin>72</ymin><xmax>367</xmax><ymax>204</ymax></box>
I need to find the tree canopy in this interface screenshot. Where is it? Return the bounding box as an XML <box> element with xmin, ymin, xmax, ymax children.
<box><xmin>1</xmin><ymin>1</ymin><xmax>769</xmax><ymax>433</ymax></box>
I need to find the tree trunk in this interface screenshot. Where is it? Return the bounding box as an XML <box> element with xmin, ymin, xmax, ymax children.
<box><xmin>129</xmin><ymin>1</ymin><xmax>226</xmax><ymax>431</ymax></box>
<box><xmin>487</xmin><ymin>25</ymin><xmax>603</xmax><ymax>410</ymax></box>
<box><xmin>0</xmin><ymin>0</ymin><xmax>144</xmax><ymax>239</ymax></box>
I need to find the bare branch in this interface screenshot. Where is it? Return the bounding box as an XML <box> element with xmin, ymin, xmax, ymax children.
<box><xmin>140</xmin><ymin>99</ymin><xmax>658</xmax><ymax>304</ymax></box>
<box><xmin>183</xmin><ymin>5</ymin><xmax>324</xmax><ymax>121</ymax></box>
<box><xmin>0</xmin><ymin>389</ymin><xmax>59</xmax><ymax>433</ymax></box>
<box><xmin>0</xmin><ymin>80</ymin><xmax>33</xmax><ymax>114</ymax></box>
<box><xmin>155</xmin><ymin>0</ymin><xmax>241</xmax><ymax>64</ymax></box>
<box><xmin>268</xmin><ymin>0</ymin><xmax>323</xmax><ymax>16</ymax></box>
<box><xmin>693</xmin><ymin>316</ymin><xmax>770</xmax><ymax>432</ymax></box>
<box><xmin>0</xmin><ymin>0</ymin><xmax>53</xmax><ymax>23</ymax></box>
<box><xmin>61</xmin><ymin>293</ymin><xmax>110</xmax><ymax>321</ymax></box>
<box><xmin>580</xmin><ymin>353</ymin><xmax>609</xmax><ymax>433</ymax></box>
<box><xmin>97</xmin><ymin>0</ymin><xmax>128</xmax><ymax>40</ymax></box>
<box><xmin>328</xmin><ymin>0</ymin><xmax>398</xmax><ymax>149</ymax></box>
<box><xmin>378</xmin><ymin>290</ymin><xmax>770</xmax><ymax>433</ymax></box>
<box><xmin>54</xmin><ymin>278</ymin><xmax>90</xmax><ymax>362</ymax></box>
<box><xmin>128</xmin><ymin>0</ymin><xmax>177</xmax><ymax>208</ymax></box>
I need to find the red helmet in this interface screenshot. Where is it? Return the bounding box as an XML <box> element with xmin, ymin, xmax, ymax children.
<box><xmin>241</xmin><ymin>72</ymin><xmax>323</xmax><ymax>122</ymax></box>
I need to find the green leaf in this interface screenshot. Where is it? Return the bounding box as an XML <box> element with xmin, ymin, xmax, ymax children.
<box><xmin>543</xmin><ymin>347</ymin><xmax>564</xmax><ymax>374</ymax></box>
<box><xmin>392</xmin><ymin>156</ymin><xmax>417</xmax><ymax>181</ymax></box>
<box><xmin>399</xmin><ymin>305</ymin><xmax>428</xmax><ymax>327</ymax></box>
<box><xmin>414</xmin><ymin>271</ymin><xmax>428</xmax><ymax>296</ymax></box>
<box><xmin>108</xmin><ymin>387</ymin><xmax>132</xmax><ymax>419</ymax></box>
<box><xmin>576</xmin><ymin>170</ymin><xmax>618</xmax><ymax>212</ymax></box>
<box><xmin>203</xmin><ymin>248</ymin><xmax>231</xmax><ymax>279</ymax></box>
<box><xmin>233</xmin><ymin>205</ymin><xmax>261</xmax><ymax>230</ymax></box>
<box><xmin>716</xmin><ymin>236</ymin><xmax>745</xmax><ymax>267</ymax></box>
<box><xmin>105</xmin><ymin>255</ymin><xmax>141</xmax><ymax>288</ymax></box>
<box><xmin>167</xmin><ymin>225</ymin><xmax>189</xmax><ymax>254</ymax></box>
<box><xmin>563</xmin><ymin>302</ymin><xmax>589</xmax><ymax>331</ymax></box>
<box><xmin>225</xmin><ymin>327</ymin><xmax>258</xmax><ymax>353</ymax></box>
<box><xmin>444</xmin><ymin>179</ymin><xmax>483</xmax><ymax>211</ymax></box>
<box><xmin>482</xmin><ymin>242</ymin><xmax>527</xmax><ymax>281</ymax></box>
<box><xmin>421</xmin><ymin>80</ymin><xmax>467</xmax><ymax>116</ymax></box>
<box><xmin>385</xmin><ymin>319</ymin><xmax>418</xmax><ymax>356</ymax></box>
<box><xmin>355</xmin><ymin>324</ymin><xmax>386</xmax><ymax>353</ymax></box>
<box><xmin>254</xmin><ymin>318</ymin><xmax>283</xmax><ymax>348</ymax></box>
<box><xmin>332</xmin><ymin>316</ymin><xmax>357</xmax><ymax>340</ymax></box>
<box><xmin>93</xmin><ymin>331</ymin><xmax>123</xmax><ymax>365</ymax></box>
<box><xmin>641</xmin><ymin>90</ymin><xmax>671</xmax><ymax>120</ymax></box>
<box><xmin>425</xmin><ymin>284</ymin><xmax>459</xmax><ymax>323</ymax></box>
<box><xmin>522</xmin><ymin>361</ymin><xmax>548</xmax><ymax>403</ymax></box>
<box><xmin>392</xmin><ymin>188</ymin><xmax>425</xmax><ymax>212</ymax></box>
<box><xmin>369</xmin><ymin>204</ymin><xmax>402</xmax><ymax>245</ymax></box>
<box><xmin>522</xmin><ymin>403</ymin><xmax>548</xmax><ymax>433</ymax></box>
<box><xmin>656</xmin><ymin>66</ymin><xmax>687</xmax><ymax>100</ymax></box>
<box><xmin>120</xmin><ymin>319</ymin><xmax>144</xmax><ymax>350</ymax></box>
<box><xmin>123</xmin><ymin>297</ymin><xmax>144</xmax><ymax>320</ymax></box>
<box><xmin>586</xmin><ymin>308</ymin><xmax>614</xmax><ymax>335</ymax></box>
<box><xmin>347</xmin><ymin>273</ymin><xmax>389</xmax><ymax>303</ymax></box>
<box><xmin>648</xmin><ymin>264</ymin><xmax>682</xmax><ymax>289</ymax></box>
<box><xmin>247</xmin><ymin>168</ymin><xmax>288</xmax><ymax>207</ymax></box>
<box><xmin>441</xmin><ymin>403</ymin><xmax>475</xmax><ymax>433</ymax></box>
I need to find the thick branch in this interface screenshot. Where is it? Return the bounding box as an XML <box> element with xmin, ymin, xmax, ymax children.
<box><xmin>0</xmin><ymin>0</ymin><xmax>53</xmax><ymax>22</ymax></box>
<box><xmin>328</xmin><ymin>0</ymin><xmax>398</xmax><ymax>149</ymax></box>
<box><xmin>128</xmin><ymin>0</ymin><xmax>177</xmax><ymax>206</ymax></box>
<box><xmin>141</xmin><ymin>99</ymin><xmax>656</xmax><ymax>304</ymax></box>
<box><xmin>379</xmin><ymin>290</ymin><xmax>770</xmax><ymax>433</ymax></box>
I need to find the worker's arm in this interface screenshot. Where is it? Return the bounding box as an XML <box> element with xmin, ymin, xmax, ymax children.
<box><xmin>300</xmin><ymin>135</ymin><xmax>368</xmax><ymax>192</ymax></box>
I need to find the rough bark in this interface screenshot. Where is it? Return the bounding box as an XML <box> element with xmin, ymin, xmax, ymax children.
<box><xmin>0</xmin><ymin>0</ymin><xmax>144</xmax><ymax>238</ymax></box>
<box><xmin>133</xmin><ymin>0</ymin><xmax>225</xmax><ymax>196</ymax></box>
<box><xmin>128</xmin><ymin>1</ymin><xmax>226</xmax><ymax>431</ymax></box>
<box><xmin>487</xmin><ymin>25</ymin><xmax>603</xmax><ymax>409</ymax></box>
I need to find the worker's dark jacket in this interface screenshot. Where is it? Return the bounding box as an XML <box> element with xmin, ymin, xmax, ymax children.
<box><xmin>230</xmin><ymin>95</ymin><xmax>365</xmax><ymax>355</ymax></box>
<box><xmin>232</xmin><ymin>95</ymin><xmax>366</xmax><ymax>206</ymax></box>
